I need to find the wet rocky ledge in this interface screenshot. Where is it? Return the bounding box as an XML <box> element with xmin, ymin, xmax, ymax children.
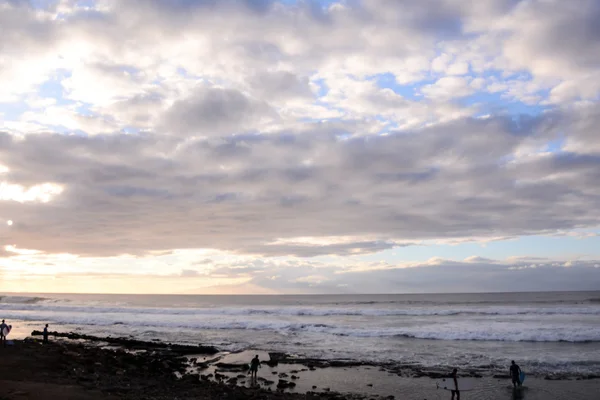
<box><xmin>31</xmin><ymin>330</ymin><xmax>219</xmax><ymax>355</ymax></box>
<box><xmin>28</xmin><ymin>331</ymin><xmax>600</xmax><ymax>392</ymax></box>
<box><xmin>17</xmin><ymin>334</ymin><xmax>384</xmax><ymax>399</ymax></box>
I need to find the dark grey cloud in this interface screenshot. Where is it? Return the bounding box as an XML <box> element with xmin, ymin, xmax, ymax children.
<box><xmin>1</xmin><ymin>105</ymin><xmax>599</xmax><ymax>257</ymax></box>
<box><xmin>161</xmin><ymin>86</ymin><xmax>276</xmax><ymax>136</ymax></box>
<box><xmin>208</xmin><ymin>257</ymin><xmax>600</xmax><ymax>294</ymax></box>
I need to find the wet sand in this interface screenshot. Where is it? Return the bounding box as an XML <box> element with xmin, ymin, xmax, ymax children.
<box><xmin>1</xmin><ymin>336</ymin><xmax>598</xmax><ymax>400</ymax></box>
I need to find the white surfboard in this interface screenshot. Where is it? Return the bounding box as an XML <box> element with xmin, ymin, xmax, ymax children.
<box><xmin>1</xmin><ymin>325</ymin><xmax>11</xmax><ymax>337</ymax></box>
<box><xmin>436</xmin><ymin>377</ymin><xmax>476</xmax><ymax>391</ymax></box>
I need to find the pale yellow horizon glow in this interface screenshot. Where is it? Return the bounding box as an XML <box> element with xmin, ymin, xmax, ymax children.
<box><xmin>0</xmin><ymin>274</ymin><xmax>265</xmax><ymax>295</ymax></box>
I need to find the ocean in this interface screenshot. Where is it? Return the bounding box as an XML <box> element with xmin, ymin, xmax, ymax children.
<box><xmin>2</xmin><ymin>291</ymin><xmax>600</xmax><ymax>377</ymax></box>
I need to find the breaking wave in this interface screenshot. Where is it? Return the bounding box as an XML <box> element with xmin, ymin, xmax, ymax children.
<box><xmin>2</xmin><ymin>302</ymin><xmax>600</xmax><ymax>317</ymax></box>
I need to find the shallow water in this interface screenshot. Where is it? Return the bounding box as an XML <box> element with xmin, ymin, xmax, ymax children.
<box><xmin>197</xmin><ymin>352</ymin><xmax>600</xmax><ymax>400</ymax></box>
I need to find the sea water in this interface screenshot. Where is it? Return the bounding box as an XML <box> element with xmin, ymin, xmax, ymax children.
<box><xmin>2</xmin><ymin>291</ymin><xmax>599</xmax><ymax>377</ymax></box>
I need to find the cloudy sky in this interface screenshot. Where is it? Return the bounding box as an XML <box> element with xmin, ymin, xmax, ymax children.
<box><xmin>1</xmin><ymin>0</ymin><xmax>600</xmax><ymax>294</ymax></box>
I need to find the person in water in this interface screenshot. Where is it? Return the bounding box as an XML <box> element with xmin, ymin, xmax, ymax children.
<box><xmin>248</xmin><ymin>355</ymin><xmax>261</xmax><ymax>380</ymax></box>
<box><xmin>510</xmin><ymin>360</ymin><xmax>522</xmax><ymax>388</ymax></box>
<box><xmin>450</xmin><ymin>368</ymin><xmax>460</xmax><ymax>400</ymax></box>
<box><xmin>43</xmin><ymin>324</ymin><xmax>49</xmax><ymax>344</ymax></box>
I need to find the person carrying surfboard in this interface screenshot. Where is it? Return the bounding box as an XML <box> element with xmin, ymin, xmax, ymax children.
<box><xmin>248</xmin><ymin>355</ymin><xmax>261</xmax><ymax>380</ymax></box>
<box><xmin>450</xmin><ymin>368</ymin><xmax>460</xmax><ymax>400</ymax></box>
<box><xmin>0</xmin><ymin>319</ymin><xmax>8</xmax><ymax>348</ymax></box>
<box><xmin>510</xmin><ymin>360</ymin><xmax>522</xmax><ymax>388</ymax></box>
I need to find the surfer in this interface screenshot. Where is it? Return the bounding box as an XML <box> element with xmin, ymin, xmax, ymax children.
<box><xmin>43</xmin><ymin>324</ymin><xmax>49</xmax><ymax>344</ymax></box>
<box><xmin>249</xmin><ymin>355</ymin><xmax>261</xmax><ymax>380</ymax></box>
<box><xmin>510</xmin><ymin>360</ymin><xmax>522</xmax><ymax>388</ymax></box>
<box><xmin>0</xmin><ymin>319</ymin><xmax>8</xmax><ymax>348</ymax></box>
<box><xmin>450</xmin><ymin>368</ymin><xmax>460</xmax><ymax>399</ymax></box>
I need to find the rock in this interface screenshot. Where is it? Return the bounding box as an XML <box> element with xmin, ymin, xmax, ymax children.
<box><xmin>291</xmin><ymin>375</ymin><xmax>298</xmax><ymax>380</ymax></box>
<box><xmin>278</xmin><ymin>373</ymin><xmax>288</xmax><ymax>378</ymax></box>
<box><xmin>268</xmin><ymin>352</ymin><xmax>287</xmax><ymax>361</ymax></box>
<box><xmin>180</xmin><ymin>373</ymin><xmax>199</xmax><ymax>383</ymax></box>
<box><xmin>215</xmin><ymin>362</ymin><xmax>246</xmax><ymax>372</ymax></box>
<box><xmin>312</xmin><ymin>386</ymin><xmax>317</xmax><ymax>389</ymax></box>
<box><xmin>277</xmin><ymin>379</ymin><xmax>296</xmax><ymax>389</ymax></box>
<box><xmin>30</xmin><ymin>330</ymin><xmax>219</xmax><ymax>355</ymax></box>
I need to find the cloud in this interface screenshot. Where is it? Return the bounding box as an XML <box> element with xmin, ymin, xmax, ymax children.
<box><xmin>1</xmin><ymin>106</ymin><xmax>599</xmax><ymax>258</ymax></box>
<box><xmin>0</xmin><ymin>0</ymin><xmax>599</xmax><ymax>294</ymax></box>
<box><xmin>161</xmin><ymin>85</ymin><xmax>277</xmax><ymax>136</ymax></box>
<box><xmin>331</xmin><ymin>258</ymin><xmax>600</xmax><ymax>293</ymax></box>
<box><xmin>179</xmin><ymin>269</ymin><xmax>202</xmax><ymax>277</ymax></box>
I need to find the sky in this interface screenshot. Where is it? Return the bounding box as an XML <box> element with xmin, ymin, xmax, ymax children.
<box><xmin>1</xmin><ymin>0</ymin><xmax>600</xmax><ymax>294</ymax></box>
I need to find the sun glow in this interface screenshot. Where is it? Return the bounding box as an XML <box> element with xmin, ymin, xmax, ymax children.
<box><xmin>0</xmin><ymin>182</ymin><xmax>64</xmax><ymax>203</ymax></box>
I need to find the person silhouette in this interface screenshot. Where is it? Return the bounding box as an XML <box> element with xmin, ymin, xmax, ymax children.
<box><xmin>450</xmin><ymin>368</ymin><xmax>460</xmax><ymax>400</ymax></box>
<box><xmin>248</xmin><ymin>355</ymin><xmax>261</xmax><ymax>381</ymax></box>
<box><xmin>510</xmin><ymin>360</ymin><xmax>522</xmax><ymax>388</ymax></box>
<box><xmin>0</xmin><ymin>320</ymin><xmax>8</xmax><ymax>348</ymax></box>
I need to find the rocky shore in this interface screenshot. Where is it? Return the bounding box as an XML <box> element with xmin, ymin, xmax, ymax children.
<box><xmin>2</xmin><ymin>332</ymin><xmax>599</xmax><ymax>400</ymax></box>
<box><xmin>1</xmin><ymin>335</ymin><xmax>375</xmax><ymax>400</ymax></box>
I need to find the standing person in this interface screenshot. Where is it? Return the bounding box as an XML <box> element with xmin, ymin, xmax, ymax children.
<box><xmin>0</xmin><ymin>320</ymin><xmax>8</xmax><ymax>348</ymax></box>
<box><xmin>248</xmin><ymin>355</ymin><xmax>261</xmax><ymax>381</ymax></box>
<box><xmin>510</xmin><ymin>360</ymin><xmax>522</xmax><ymax>388</ymax></box>
<box><xmin>43</xmin><ymin>324</ymin><xmax>49</xmax><ymax>344</ymax></box>
<box><xmin>450</xmin><ymin>368</ymin><xmax>460</xmax><ymax>400</ymax></box>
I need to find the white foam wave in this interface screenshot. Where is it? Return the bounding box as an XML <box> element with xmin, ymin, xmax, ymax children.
<box><xmin>0</xmin><ymin>295</ymin><xmax>48</xmax><ymax>304</ymax></box>
<box><xmin>3</xmin><ymin>308</ymin><xmax>600</xmax><ymax>343</ymax></box>
<box><xmin>2</xmin><ymin>303</ymin><xmax>600</xmax><ymax>317</ymax></box>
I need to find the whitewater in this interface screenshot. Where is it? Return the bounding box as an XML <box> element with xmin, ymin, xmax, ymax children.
<box><xmin>2</xmin><ymin>291</ymin><xmax>600</xmax><ymax>376</ymax></box>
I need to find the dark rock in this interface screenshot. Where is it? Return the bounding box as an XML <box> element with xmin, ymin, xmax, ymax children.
<box><xmin>30</xmin><ymin>330</ymin><xmax>219</xmax><ymax>355</ymax></box>
<box><xmin>268</xmin><ymin>352</ymin><xmax>287</xmax><ymax>361</ymax></box>
<box><xmin>277</xmin><ymin>379</ymin><xmax>296</xmax><ymax>389</ymax></box>
<box><xmin>215</xmin><ymin>362</ymin><xmax>246</xmax><ymax>372</ymax></box>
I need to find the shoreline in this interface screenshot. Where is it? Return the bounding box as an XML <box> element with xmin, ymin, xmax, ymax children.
<box><xmin>0</xmin><ymin>332</ymin><xmax>592</xmax><ymax>400</ymax></box>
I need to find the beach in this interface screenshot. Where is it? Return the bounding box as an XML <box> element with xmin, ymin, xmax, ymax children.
<box><xmin>1</xmin><ymin>335</ymin><xmax>600</xmax><ymax>400</ymax></box>
<box><xmin>2</xmin><ymin>292</ymin><xmax>600</xmax><ymax>398</ymax></box>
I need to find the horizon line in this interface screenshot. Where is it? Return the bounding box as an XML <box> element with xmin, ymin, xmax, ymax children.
<box><xmin>2</xmin><ymin>289</ymin><xmax>598</xmax><ymax>297</ymax></box>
